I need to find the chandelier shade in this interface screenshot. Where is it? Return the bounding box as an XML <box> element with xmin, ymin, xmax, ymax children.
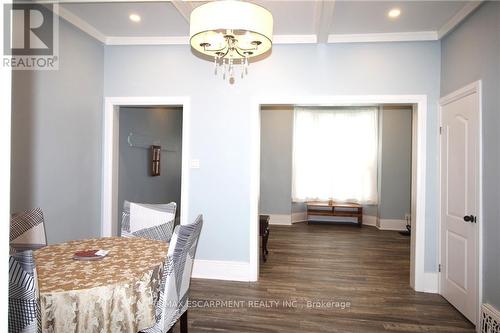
<box><xmin>190</xmin><ymin>1</ymin><xmax>273</xmax><ymax>60</ymax></box>
<box><xmin>189</xmin><ymin>1</ymin><xmax>273</xmax><ymax>82</ymax></box>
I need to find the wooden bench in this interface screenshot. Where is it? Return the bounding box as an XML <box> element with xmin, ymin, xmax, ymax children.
<box><xmin>306</xmin><ymin>201</ymin><xmax>363</xmax><ymax>227</ymax></box>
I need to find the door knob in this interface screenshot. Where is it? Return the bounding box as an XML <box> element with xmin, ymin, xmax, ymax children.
<box><xmin>463</xmin><ymin>215</ymin><xmax>476</xmax><ymax>223</ymax></box>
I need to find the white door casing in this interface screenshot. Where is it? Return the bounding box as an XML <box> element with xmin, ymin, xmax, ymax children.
<box><xmin>251</xmin><ymin>95</ymin><xmax>428</xmax><ymax>291</ymax></box>
<box><xmin>102</xmin><ymin>96</ymin><xmax>191</xmax><ymax>237</ymax></box>
<box><xmin>439</xmin><ymin>82</ymin><xmax>481</xmax><ymax>325</ymax></box>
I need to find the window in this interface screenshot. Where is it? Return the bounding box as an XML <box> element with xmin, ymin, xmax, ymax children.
<box><xmin>292</xmin><ymin>106</ymin><xmax>378</xmax><ymax>204</ymax></box>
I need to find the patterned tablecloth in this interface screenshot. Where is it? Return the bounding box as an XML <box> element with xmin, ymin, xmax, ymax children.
<box><xmin>34</xmin><ymin>237</ymin><xmax>168</xmax><ymax>333</ymax></box>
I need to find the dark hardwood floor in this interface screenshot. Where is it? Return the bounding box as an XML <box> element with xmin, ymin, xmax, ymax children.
<box><xmin>183</xmin><ymin>222</ymin><xmax>474</xmax><ymax>333</ymax></box>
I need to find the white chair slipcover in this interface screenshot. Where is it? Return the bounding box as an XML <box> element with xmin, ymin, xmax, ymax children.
<box><xmin>121</xmin><ymin>201</ymin><xmax>176</xmax><ymax>242</ymax></box>
<box><xmin>10</xmin><ymin>208</ymin><xmax>47</xmax><ymax>247</ymax></box>
<box><xmin>142</xmin><ymin>215</ymin><xmax>203</xmax><ymax>333</ymax></box>
<box><xmin>9</xmin><ymin>250</ymin><xmax>41</xmax><ymax>333</ymax></box>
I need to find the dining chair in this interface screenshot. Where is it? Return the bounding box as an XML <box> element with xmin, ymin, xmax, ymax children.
<box><xmin>121</xmin><ymin>201</ymin><xmax>176</xmax><ymax>242</ymax></box>
<box><xmin>142</xmin><ymin>215</ymin><xmax>203</xmax><ymax>333</ymax></box>
<box><xmin>9</xmin><ymin>250</ymin><xmax>41</xmax><ymax>333</ymax></box>
<box><xmin>10</xmin><ymin>208</ymin><xmax>47</xmax><ymax>250</ymax></box>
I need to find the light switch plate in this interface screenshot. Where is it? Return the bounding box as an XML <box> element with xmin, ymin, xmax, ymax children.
<box><xmin>190</xmin><ymin>159</ymin><xmax>200</xmax><ymax>169</ymax></box>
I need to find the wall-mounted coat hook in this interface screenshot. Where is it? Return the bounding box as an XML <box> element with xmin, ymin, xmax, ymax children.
<box><xmin>127</xmin><ymin>132</ymin><xmax>178</xmax><ymax>152</ymax></box>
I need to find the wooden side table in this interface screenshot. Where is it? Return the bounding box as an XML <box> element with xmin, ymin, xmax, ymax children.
<box><xmin>306</xmin><ymin>201</ymin><xmax>363</xmax><ymax>227</ymax></box>
<box><xmin>259</xmin><ymin>215</ymin><xmax>270</xmax><ymax>262</ymax></box>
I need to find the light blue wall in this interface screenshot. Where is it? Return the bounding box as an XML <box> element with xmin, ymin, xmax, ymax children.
<box><xmin>118</xmin><ymin>107</ymin><xmax>183</xmax><ymax>229</ymax></box>
<box><xmin>259</xmin><ymin>106</ymin><xmax>412</xmax><ymax>221</ymax></box>
<box><xmin>11</xmin><ymin>19</ymin><xmax>104</xmax><ymax>243</ymax></box>
<box><xmin>104</xmin><ymin>42</ymin><xmax>441</xmax><ymax>270</ymax></box>
<box><xmin>259</xmin><ymin>106</ymin><xmax>293</xmax><ymax>215</ymax></box>
<box><xmin>379</xmin><ymin>107</ymin><xmax>412</xmax><ymax>220</ymax></box>
<box><xmin>441</xmin><ymin>1</ymin><xmax>500</xmax><ymax>308</ymax></box>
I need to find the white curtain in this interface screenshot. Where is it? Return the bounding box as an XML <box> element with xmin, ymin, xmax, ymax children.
<box><xmin>292</xmin><ymin>106</ymin><xmax>378</xmax><ymax>204</ymax></box>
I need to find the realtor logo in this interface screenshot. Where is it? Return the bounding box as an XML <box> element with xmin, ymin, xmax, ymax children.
<box><xmin>3</xmin><ymin>3</ymin><xmax>59</xmax><ymax>70</ymax></box>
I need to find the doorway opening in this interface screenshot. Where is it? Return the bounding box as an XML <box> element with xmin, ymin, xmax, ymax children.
<box><xmin>250</xmin><ymin>95</ymin><xmax>428</xmax><ymax>292</ymax></box>
<box><xmin>258</xmin><ymin>103</ymin><xmax>414</xmax><ymax>280</ymax></box>
<box><xmin>117</xmin><ymin>106</ymin><xmax>183</xmax><ymax>231</ymax></box>
<box><xmin>102</xmin><ymin>96</ymin><xmax>190</xmax><ymax>237</ymax></box>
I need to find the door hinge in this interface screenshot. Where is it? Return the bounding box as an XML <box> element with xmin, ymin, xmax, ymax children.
<box><xmin>438</xmin><ymin>264</ymin><xmax>441</xmax><ymax>272</ymax></box>
<box><xmin>439</xmin><ymin>126</ymin><xmax>443</xmax><ymax>135</ymax></box>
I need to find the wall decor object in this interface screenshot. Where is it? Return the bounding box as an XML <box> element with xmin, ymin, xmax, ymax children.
<box><xmin>151</xmin><ymin>145</ymin><xmax>161</xmax><ymax>176</ymax></box>
<box><xmin>127</xmin><ymin>132</ymin><xmax>178</xmax><ymax>152</ymax></box>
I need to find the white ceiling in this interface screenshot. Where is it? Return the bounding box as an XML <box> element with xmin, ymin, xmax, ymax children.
<box><xmin>58</xmin><ymin>0</ymin><xmax>482</xmax><ymax>45</ymax></box>
<box><xmin>61</xmin><ymin>2</ymin><xmax>189</xmax><ymax>37</ymax></box>
<box><xmin>331</xmin><ymin>1</ymin><xmax>467</xmax><ymax>34</ymax></box>
<box><xmin>251</xmin><ymin>1</ymin><xmax>318</xmax><ymax>35</ymax></box>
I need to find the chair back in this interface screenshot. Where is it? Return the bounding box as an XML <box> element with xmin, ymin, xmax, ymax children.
<box><xmin>143</xmin><ymin>215</ymin><xmax>203</xmax><ymax>333</ymax></box>
<box><xmin>121</xmin><ymin>201</ymin><xmax>176</xmax><ymax>242</ymax></box>
<box><xmin>10</xmin><ymin>208</ymin><xmax>47</xmax><ymax>246</ymax></box>
<box><xmin>9</xmin><ymin>251</ymin><xmax>41</xmax><ymax>333</ymax></box>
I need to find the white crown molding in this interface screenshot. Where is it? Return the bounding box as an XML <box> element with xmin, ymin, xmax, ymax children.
<box><xmin>106</xmin><ymin>36</ymin><xmax>190</xmax><ymax>45</ymax></box>
<box><xmin>32</xmin><ymin>0</ymin><xmax>198</xmax><ymax>2</ymax></box>
<box><xmin>328</xmin><ymin>31</ymin><xmax>438</xmax><ymax>43</ymax></box>
<box><xmin>437</xmin><ymin>1</ymin><xmax>483</xmax><ymax>39</ymax></box>
<box><xmin>105</xmin><ymin>35</ymin><xmax>317</xmax><ymax>46</ymax></box>
<box><xmin>58</xmin><ymin>5</ymin><xmax>106</xmax><ymax>43</ymax></box>
<box><xmin>272</xmin><ymin>34</ymin><xmax>317</xmax><ymax>44</ymax></box>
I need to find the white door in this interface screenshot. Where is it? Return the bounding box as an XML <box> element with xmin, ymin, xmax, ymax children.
<box><xmin>440</xmin><ymin>83</ymin><xmax>480</xmax><ymax>325</ymax></box>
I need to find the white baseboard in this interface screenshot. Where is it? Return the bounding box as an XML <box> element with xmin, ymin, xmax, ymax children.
<box><xmin>307</xmin><ymin>214</ymin><xmax>375</xmax><ymax>226</ymax></box>
<box><xmin>268</xmin><ymin>214</ymin><xmax>292</xmax><ymax>225</ymax></box>
<box><xmin>423</xmin><ymin>272</ymin><xmax>439</xmax><ymax>293</ymax></box>
<box><xmin>363</xmin><ymin>215</ymin><xmax>377</xmax><ymax>227</ymax></box>
<box><xmin>363</xmin><ymin>216</ymin><xmax>409</xmax><ymax>232</ymax></box>
<box><xmin>192</xmin><ymin>259</ymin><xmax>252</xmax><ymax>282</ymax></box>
<box><xmin>291</xmin><ymin>212</ymin><xmax>307</xmax><ymax>223</ymax></box>
<box><xmin>315</xmin><ymin>215</ymin><xmax>407</xmax><ymax>231</ymax></box>
<box><xmin>379</xmin><ymin>219</ymin><xmax>408</xmax><ymax>231</ymax></box>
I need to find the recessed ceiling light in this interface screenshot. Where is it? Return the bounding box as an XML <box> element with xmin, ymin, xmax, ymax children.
<box><xmin>388</xmin><ymin>8</ymin><xmax>401</xmax><ymax>18</ymax></box>
<box><xmin>129</xmin><ymin>13</ymin><xmax>141</xmax><ymax>22</ymax></box>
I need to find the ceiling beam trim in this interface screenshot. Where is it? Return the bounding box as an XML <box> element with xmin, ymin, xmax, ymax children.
<box><xmin>328</xmin><ymin>31</ymin><xmax>438</xmax><ymax>43</ymax></box>
<box><xmin>171</xmin><ymin>1</ymin><xmax>195</xmax><ymax>23</ymax></box>
<box><xmin>18</xmin><ymin>0</ymin><xmax>203</xmax><ymax>3</ymax></box>
<box><xmin>105</xmin><ymin>35</ymin><xmax>318</xmax><ymax>46</ymax></box>
<box><xmin>106</xmin><ymin>36</ymin><xmax>189</xmax><ymax>45</ymax></box>
<box><xmin>437</xmin><ymin>1</ymin><xmax>483</xmax><ymax>39</ymax></box>
<box><xmin>58</xmin><ymin>5</ymin><xmax>106</xmax><ymax>43</ymax></box>
<box><xmin>273</xmin><ymin>35</ymin><xmax>317</xmax><ymax>44</ymax></box>
<box><xmin>314</xmin><ymin>0</ymin><xmax>336</xmax><ymax>44</ymax></box>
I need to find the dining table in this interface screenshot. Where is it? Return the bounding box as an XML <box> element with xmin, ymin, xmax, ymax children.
<box><xmin>34</xmin><ymin>236</ymin><xmax>168</xmax><ymax>333</ymax></box>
